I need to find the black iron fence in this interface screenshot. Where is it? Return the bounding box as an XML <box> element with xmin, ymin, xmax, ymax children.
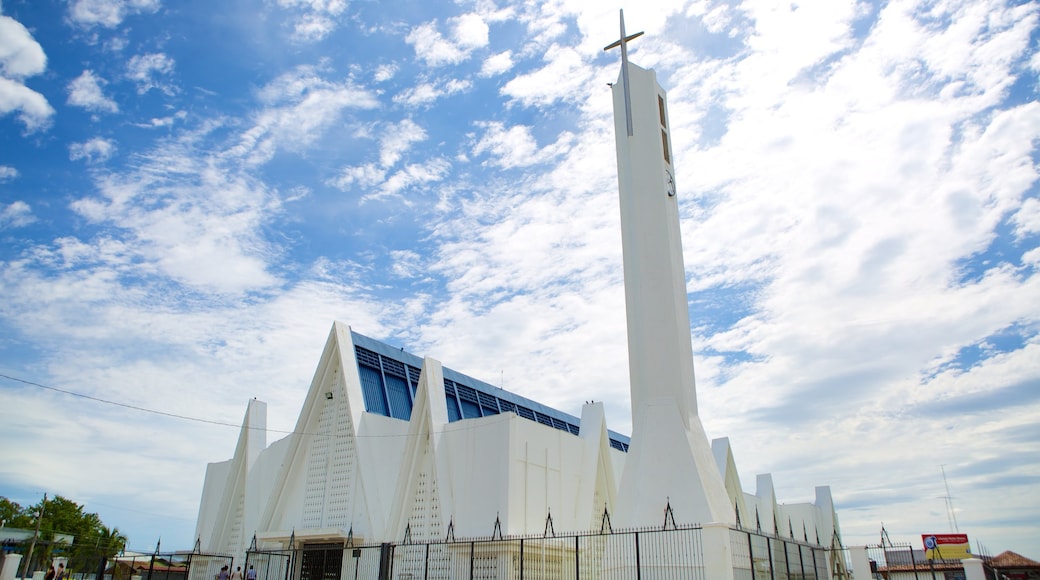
<box><xmin>242</xmin><ymin>524</ymin><xmax>837</xmax><ymax>580</ymax></box>
<box><xmin>0</xmin><ymin>543</ymin><xmax>232</xmax><ymax>580</ymax></box>
<box><xmin>730</xmin><ymin>528</ymin><xmax>834</xmax><ymax>580</ymax></box>
<box><xmin>864</xmin><ymin>543</ymin><xmax>971</xmax><ymax>580</ymax></box>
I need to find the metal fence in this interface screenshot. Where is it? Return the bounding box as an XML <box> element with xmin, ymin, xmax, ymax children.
<box><xmin>864</xmin><ymin>543</ymin><xmax>969</xmax><ymax>580</ymax></box>
<box><xmin>0</xmin><ymin>543</ymin><xmax>232</xmax><ymax>580</ymax></box>
<box><xmin>243</xmin><ymin>524</ymin><xmax>839</xmax><ymax>580</ymax></box>
<box><xmin>730</xmin><ymin>528</ymin><xmax>835</xmax><ymax>580</ymax></box>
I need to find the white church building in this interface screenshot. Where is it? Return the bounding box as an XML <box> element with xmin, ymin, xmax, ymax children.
<box><xmin>193</xmin><ymin>13</ymin><xmax>847</xmax><ymax>580</ymax></box>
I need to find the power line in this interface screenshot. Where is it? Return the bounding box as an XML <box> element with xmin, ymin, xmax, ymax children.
<box><xmin>0</xmin><ymin>372</ymin><xmax>271</xmax><ymax>432</ymax></box>
<box><xmin>0</xmin><ymin>372</ymin><xmax>516</xmax><ymax>440</ymax></box>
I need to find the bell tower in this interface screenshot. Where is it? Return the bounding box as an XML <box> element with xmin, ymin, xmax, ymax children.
<box><xmin>605</xmin><ymin>10</ymin><xmax>734</xmax><ymax>528</ymax></box>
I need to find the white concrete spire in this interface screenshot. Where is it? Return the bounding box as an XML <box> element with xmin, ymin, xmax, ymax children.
<box><xmin>606</xmin><ymin>11</ymin><xmax>735</xmax><ymax>530</ymax></box>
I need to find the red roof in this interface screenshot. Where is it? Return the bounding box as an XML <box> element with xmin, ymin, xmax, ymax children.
<box><xmin>990</xmin><ymin>551</ymin><xmax>1040</xmax><ymax>569</ymax></box>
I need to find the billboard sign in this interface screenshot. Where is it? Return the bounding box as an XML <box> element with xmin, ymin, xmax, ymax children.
<box><xmin>922</xmin><ymin>533</ymin><xmax>971</xmax><ymax>560</ymax></box>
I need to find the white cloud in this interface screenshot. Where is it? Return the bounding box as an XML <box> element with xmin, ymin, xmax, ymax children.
<box><xmin>329</xmin><ymin>118</ymin><xmax>431</xmax><ymax>193</ymax></box>
<box><xmin>67</xmin><ymin>0</ymin><xmax>161</xmax><ymax>29</ymax></box>
<box><xmin>0</xmin><ymin>76</ymin><xmax>54</xmax><ymax>132</ymax></box>
<box><xmin>479</xmin><ymin>50</ymin><xmax>513</xmax><ymax>77</ymax></box>
<box><xmin>472</xmin><ymin>121</ymin><xmax>575</xmax><ymax>169</ymax></box>
<box><xmin>0</xmin><ymin>200</ymin><xmax>35</xmax><ymax>229</ymax></box>
<box><xmin>501</xmin><ymin>44</ymin><xmax>592</xmax><ymax>108</ymax></box>
<box><xmin>290</xmin><ymin>13</ymin><xmax>335</xmax><ymax>43</ymax></box>
<box><xmin>364</xmin><ymin>157</ymin><xmax>451</xmax><ymax>202</ymax></box>
<box><xmin>452</xmin><ymin>13</ymin><xmax>490</xmax><ymax>49</ymax></box>
<box><xmin>0</xmin><ymin>165</ymin><xmax>19</xmax><ymax>181</ymax></box>
<box><xmin>0</xmin><ymin>13</ymin><xmax>53</xmax><ymax>131</ymax></box>
<box><xmin>373</xmin><ymin>63</ymin><xmax>397</xmax><ymax>83</ymax></box>
<box><xmin>379</xmin><ymin>118</ymin><xmax>426</xmax><ymax>167</ymax></box>
<box><xmin>393</xmin><ymin>78</ymin><xmax>472</xmax><ymax>107</ymax></box>
<box><xmin>328</xmin><ymin>162</ymin><xmax>384</xmax><ymax>191</ymax></box>
<box><xmin>231</xmin><ymin>65</ymin><xmax>379</xmax><ymax>165</ymax></box>
<box><xmin>126</xmin><ymin>52</ymin><xmax>176</xmax><ymax>95</ymax></box>
<box><xmin>406</xmin><ymin>13</ymin><xmax>489</xmax><ymax>67</ymax></box>
<box><xmin>69</xmin><ymin>137</ymin><xmax>117</xmax><ymax>163</ymax></box>
<box><xmin>0</xmin><ymin>14</ymin><xmax>47</xmax><ymax>78</ymax></box>
<box><xmin>277</xmin><ymin>0</ymin><xmax>347</xmax><ymax>43</ymax></box>
<box><xmin>1012</xmin><ymin>197</ymin><xmax>1040</xmax><ymax>238</ymax></box>
<box><xmin>68</xmin><ymin>134</ymin><xmax>282</xmax><ymax>294</ymax></box>
<box><xmin>133</xmin><ymin>110</ymin><xmax>187</xmax><ymax>128</ymax></box>
<box><xmin>389</xmin><ymin>249</ymin><xmax>422</xmax><ymax>279</ymax></box>
<box><xmin>67</xmin><ymin>70</ymin><xmax>119</xmax><ymax>113</ymax></box>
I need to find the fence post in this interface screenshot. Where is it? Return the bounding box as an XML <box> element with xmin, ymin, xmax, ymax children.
<box><xmin>574</xmin><ymin>536</ymin><xmax>579</xmax><ymax>580</ymax></box>
<box><xmin>519</xmin><ymin>538</ymin><xmax>524</xmax><ymax>580</ymax></box>
<box><xmin>746</xmin><ymin>531</ymin><xmax>755</xmax><ymax>578</ymax></box>
<box><xmin>468</xmin><ymin>542</ymin><xmax>474</xmax><ymax>580</ymax></box>
<box><xmin>766</xmin><ymin>535</ymin><xmax>774</xmax><ymax>580</ymax></box>
<box><xmin>848</xmin><ymin>546</ymin><xmax>871</xmax><ymax>579</ymax></box>
<box><xmin>374</xmin><ymin>544</ymin><xmax>391</xmax><ymax>580</ymax></box>
<box><xmin>962</xmin><ymin>558</ymin><xmax>986</xmax><ymax>580</ymax></box>
<box><xmin>146</xmin><ymin>540</ymin><xmax>159</xmax><ymax>580</ymax></box>
<box><xmin>783</xmin><ymin>540</ymin><xmax>792</xmax><ymax>579</ymax></box>
<box><xmin>634</xmin><ymin>532</ymin><xmax>640</xmax><ymax>580</ymax></box>
<box><xmin>701</xmin><ymin>523</ymin><xmax>736</xmax><ymax>580</ymax></box>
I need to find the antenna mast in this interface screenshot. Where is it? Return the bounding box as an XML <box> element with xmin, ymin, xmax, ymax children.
<box><xmin>940</xmin><ymin>465</ymin><xmax>959</xmax><ymax>532</ymax></box>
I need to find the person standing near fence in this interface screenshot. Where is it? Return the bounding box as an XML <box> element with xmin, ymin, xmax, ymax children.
<box><xmin>230</xmin><ymin>566</ymin><xmax>242</xmax><ymax>580</ymax></box>
<box><xmin>245</xmin><ymin>565</ymin><xmax>256</xmax><ymax>580</ymax></box>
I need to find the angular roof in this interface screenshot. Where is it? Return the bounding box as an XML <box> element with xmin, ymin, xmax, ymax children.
<box><xmin>990</xmin><ymin>551</ymin><xmax>1040</xmax><ymax>569</ymax></box>
<box><xmin>351</xmin><ymin>331</ymin><xmax>632</xmax><ymax>450</ymax></box>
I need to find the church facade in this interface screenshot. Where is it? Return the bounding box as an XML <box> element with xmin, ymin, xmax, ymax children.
<box><xmin>194</xmin><ymin>13</ymin><xmax>846</xmax><ymax>579</ymax></box>
<box><xmin>193</xmin><ymin>324</ymin><xmax>842</xmax><ymax>564</ymax></box>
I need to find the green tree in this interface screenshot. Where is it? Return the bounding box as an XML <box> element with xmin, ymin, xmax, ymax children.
<box><xmin>2</xmin><ymin>496</ymin><xmax>127</xmax><ymax>574</ymax></box>
<box><xmin>0</xmin><ymin>497</ymin><xmax>32</xmax><ymax>528</ymax></box>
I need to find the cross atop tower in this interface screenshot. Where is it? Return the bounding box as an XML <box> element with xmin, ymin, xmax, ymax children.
<box><xmin>603</xmin><ymin>10</ymin><xmax>644</xmax><ymax>137</ymax></box>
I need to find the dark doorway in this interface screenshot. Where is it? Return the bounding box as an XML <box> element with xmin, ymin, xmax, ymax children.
<box><xmin>299</xmin><ymin>543</ymin><xmax>342</xmax><ymax>580</ymax></box>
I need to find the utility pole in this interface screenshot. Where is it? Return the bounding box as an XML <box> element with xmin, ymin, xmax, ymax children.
<box><xmin>20</xmin><ymin>493</ymin><xmax>46</xmax><ymax>580</ymax></box>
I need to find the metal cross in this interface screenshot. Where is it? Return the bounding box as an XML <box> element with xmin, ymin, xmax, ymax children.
<box><xmin>604</xmin><ymin>9</ymin><xmax>644</xmax><ymax>136</ymax></box>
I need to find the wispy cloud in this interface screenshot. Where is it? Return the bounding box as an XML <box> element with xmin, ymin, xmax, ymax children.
<box><xmin>67</xmin><ymin>70</ymin><xmax>119</xmax><ymax>113</ymax></box>
<box><xmin>69</xmin><ymin>137</ymin><xmax>117</xmax><ymax>163</ymax></box>
<box><xmin>0</xmin><ymin>200</ymin><xmax>35</xmax><ymax>229</ymax></box>
<box><xmin>479</xmin><ymin>50</ymin><xmax>513</xmax><ymax>77</ymax></box>
<box><xmin>472</xmin><ymin>121</ymin><xmax>574</xmax><ymax>169</ymax></box>
<box><xmin>392</xmin><ymin>77</ymin><xmax>471</xmax><ymax>107</ymax></box>
<box><xmin>126</xmin><ymin>52</ymin><xmax>176</xmax><ymax>95</ymax></box>
<box><xmin>406</xmin><ymin>13</ymin><xmax>489</xmax><ymax>67</ymax></box>
<box><xmin>67</xmin><ymin>0</ymin><xmax>161</xmax><ymax>29</ymax></box>
<box><xmin>231</xmin><ymin>65</ymin><xmax>379</xmax><ymax>164</ymax></box>
<box><xmin>277</xmin><ymin>0</ymin><xmax>346</xmax><ymax>42</ymax></box>
<box><xmin>68</xmin><ymin>128</ymin><xmax>283</xmax><ymax>294</ymax></box>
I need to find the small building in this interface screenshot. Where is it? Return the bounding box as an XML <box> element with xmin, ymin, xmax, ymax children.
<box><xmin>989</xmin><ymin>551</ymin><xmax>1040</xmax><ymax>580</ymax></box>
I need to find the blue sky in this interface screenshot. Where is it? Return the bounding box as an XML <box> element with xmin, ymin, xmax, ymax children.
<box><xmin>1</xmin><ymin>0</ymin><xmax>1038</xmax><ymax>560</ymax></box>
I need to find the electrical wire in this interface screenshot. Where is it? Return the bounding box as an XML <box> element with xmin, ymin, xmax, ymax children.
<box><xmin>0</xmin><ymin>372</ymin><xmax>282</xmax><ymax>432</ymax></box>
<box><xmin>0</xmin><ymin>372</ymin><xmax>519</xmax><ymax>440</ymax></box>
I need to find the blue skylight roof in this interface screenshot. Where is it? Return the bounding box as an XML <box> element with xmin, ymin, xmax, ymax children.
<box><xmin>351</xmin><ymin>331</ymin><xmax>630</xmax><ymax>451</ymax></box>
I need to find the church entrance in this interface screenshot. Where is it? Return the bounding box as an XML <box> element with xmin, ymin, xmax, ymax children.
<box><xmin>299</xmin><ymin>543</ymin><xmax>342</xmax><ymax>580</ymax></box>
